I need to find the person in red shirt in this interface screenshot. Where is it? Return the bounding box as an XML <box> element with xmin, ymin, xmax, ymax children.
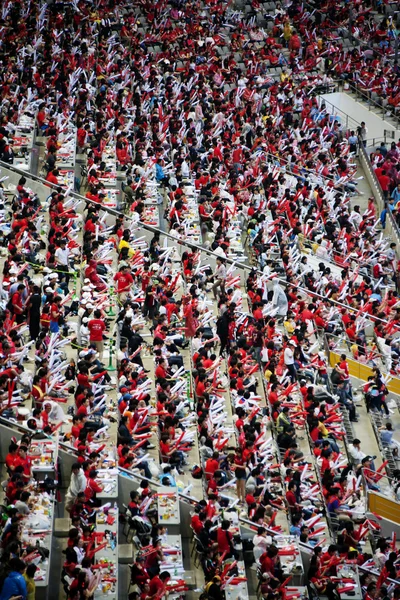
<box><xmin>191</xmin><ymin>510</ymin><xmax>206</xmax><ymax>535</ymax></box>
<box><xmin>37</xmin><ymin>108</ymin><xmax>47</xmax><ymax>129</ymax></box>
<box><xmin>195</xmin><ymin>374</ymin><xmax>209</xmax><ymax>399</ymax></box>
<box><xmin>10</xmin><ymin>284</ymin><xmax>25</xmax><ymax>324</ymax></box>
<box><xmin>88</xmin><ymin>309</ymin><xmax>106</xmax><ymax>360</ymax></box>
<box><xmin>77</xmin><ymin>398</ymin><xmax>91</xmax><ymax>418</ymax></box>
<box><xmin>148</xmin><ymin>571</ymin><xmax>170</xmax><ymax>596</ymax></box>
<box><xmin>118</xmin><ymin>447</ymin><xmax>133</xmax><ymax>468</ymax></box>
<box><xmin>77</xmin><ymin>365</ymin><xmax>92</xmax><ymax>390</ymax></box>
<box><xmin>205</xmin><ymin>451</ymin><xmax>220</xmax><ymax>480</ymax></box>
<box><xmin>217</xmin><ymin>520</ymin><xmax>234</xmax><ymax>556</ymax></box>
<box><xmin>5</xmin><ymin>442</ymin><xmax>19</xmax><ymax>474</ymax></box>
<box><xmin>40</xmin><ymin>402</ymin><xmax>52</xmax><ymax>429</ymax></box>
<box><xmin>84</xmin><ymin>469</ymin><xmax>104</xmax><ymax>504</ymax></box>
<box><xmin>114</xmin><ymin>265</ymin><xmax>134</xmax><ymax>302</ymax></box>
<box><xmin>77</xmin><ymin>125</ymin><xmax>89</xmax><ymax>150</ymax></box>
<box><xmin>232</xmin><ymin>447</ymin><xmax>247</xmax><ymax>504</ymax></box>
<box><xmin>345</xmin><ymin>317</ymin><xmax>357</xmax><ymax>342</ymax></box>
<box><xmin>285</xmin><ymin>480</ymin><xmax>300</xmax><ymax>514</ymax></box>
<box><xmin>232</xmin><ymin>144</ymin><xmax>244</xmax><ymax>168</ymax></box>
<box><xmin>377</xmin><ymin>169</ymin><xmax>391</xmax><ymax>198</ymax></box>
<box><xmin>14</xmin><ymin>446</ymin><xmax>32</xmax><ymax>481</ymax></box>
<box><xmin>260</xmin><ymin>545</ymin><xmax>280</xmax><ymax>581</ymax></box>
<box><xmin>84</xmin><ymin>215</ymin><xmax>99</xmax><ymax>234</ymax></box>
<box><xmin>71</xmin><ymin>415</ymin><xmax>85</xmax><ymax>440</ymax></box>
<box><xmin>46</xmin><ymin>168</ymin><xmax>59</xmax><ymax>186</ymax></box>
<box><xmin>50</xmin><ymin>295</ymin><xmax>63</xmax><ymax>334</ymax></box>
<box><xmin>155</xmin><ymin>358</ymin><xmax>169</xmax><ymax>380</ymax></box>
<box><xmin>253</xmin><ymin>303</ymin><xmax>264</xmax><ymax>321</ymax></box>
<box><xmin>320</xmin><ymin>544</ymin><xmax>340</xmax><ymax>576</ymax></box>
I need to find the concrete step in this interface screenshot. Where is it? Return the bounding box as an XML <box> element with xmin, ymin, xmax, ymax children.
<box><xmin>118</xmin><ymin>543</ymin><xmax>134</xmax><ymax>564</ymax></box>
<box><xmin>54</xmin><ymin>517</ymin><xmax>70</xmax><ymax>537</ymax></box>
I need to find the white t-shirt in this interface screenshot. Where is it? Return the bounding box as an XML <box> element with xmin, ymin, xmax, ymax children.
<box><xmin>284</xmin><ymin>347</ymin><xmax>294</xmax><ymax>365</ymax></box>
<box><xmin>55</xmin><ymin>246</ymin><xmax>69</xmax><ymax>266</ymax></box>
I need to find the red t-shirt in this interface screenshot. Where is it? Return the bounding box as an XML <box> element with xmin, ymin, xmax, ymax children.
<box><xmin>378</xmin><ymin>174</ymin><xmax>390</xmax><ymax>192</ymax></box>
<box><xmin>205</xmin><ymin>458</ymin><xmax>219</xmax><ymax>479</ymax></box>
<box><xmin>114</xmin><ymin>272</ymin><xmax>133</xmax><ymax>292</ymax></box>
<box><xmin>149</xmin><ymin>576</ymin><xmax>164</xmax><ymax>596</ymax></box>
<box><xmin>50</xmin><ymin>303</ymin><xmax>60</xmax><ymax>324</ymax></box>
<box><xmin>88</xmin><ymin>318</ymin><xmax>105</xmax><ymax>342</ymax></box>
<box><xmin>196</xmin><ymin>380</ymin><xmax>206</xmax><ymax>397</ymax></box>
<box><xmin>191</xmin><ymin>514</ymin><xmax>203</xmax><ymax>534</ymax></box>
<box><xmin>5</xmin><ymin>453</ymin><xmax>17</xmax><ymax>471</ymax></box>
<box><xmin>160</xmin><ymin>441</ymin><xmax>170</xmax><ymax>458</ymax></box>
<box><xmin>77</xmin><ymin>373</ymin><xmax>90</xmax><ymax>388</ymax></box>
<box><xmin>217</xmin><ymin>528</ymin><xmax>233</xmax><ymax>553</ymax></box>
<box><xmin>14</xmin><ymin>455</ymin><xmax>32</xmax><ymax>477</ymax></box>
<box><xmin>286</xmin><ymin>490</ymin><xmax>297</xmax><ymax>508</ymax></box>
<box><xmin>155</xmin><ymin>365</ymin><xmax>167</xmax><ymax>379</ymax></box>
<box><xmin>11</xmin><ymin>292</ymin><xmax>23</xmax><ymax>313</ymax></box>
<box><xmin>84</xmin><ymin>477</ymin><xmax>103</xmax><ymax>500</ymax></box>
<box><xmin>339</xmin><ymin>360</ymin><xmax>349</xmax><ymax>378</ymax></box>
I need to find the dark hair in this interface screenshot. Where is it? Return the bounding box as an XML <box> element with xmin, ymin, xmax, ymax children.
<box><xmin>9</xmin><ymin>558</ymin><xmax>26</xmax><ymax>573</ymax></box>
<box><xmin>26</xmin><ymin>564</ymin><xmax>37</xmax><ymax>577</ymax></box>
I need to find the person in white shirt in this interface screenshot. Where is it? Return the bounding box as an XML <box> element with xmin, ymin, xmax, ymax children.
<box><xmin>55</xmin><ymin>239</ymin><xmax>71</xmax><ymax>285</ymax></box>
<box><xmin>348</xmin><ymin>439</ymin><xmax>365</xmax><ymax>464</ymax></box>
<box><xmin>181</xmin><ymin>158</ymin><xmax>190</xmax><ymax>179</ymax></box>
<box><xmin>65</xmin><ymin>463</ymin><xmax>87</xmax><ymax>512</ymax></box>
<box><xmin>212</xmin><ymin>257</ymin><xmax>227</xmax><ymax>299</ymax></box>
<box><xmin>348</xmin><ymin>439</ymin><xmax>376</xmax><ymax>470</ymax></box>
<box><xmin>349</xmin><ymin>205</ymin><xmax>362</xmax><ymax>230</ymax></box>
<box><xmin>284</xmin><ymin>340</ymin><xmax>297</xmax><ymax>382</ymax></box>
<box><xmin>214</xmin><ymin>245</ymin><xmax>227</xmax><ymax>259</ymax></box>
<box><xmin>272</xmin><ymin>281</ymin><xmax>288</xmax><ymax>318</ymax></box>
<box><xmin>253</xmin><ymin>527</ymin><xmax>271</xmax><ymax>560</ymax></box>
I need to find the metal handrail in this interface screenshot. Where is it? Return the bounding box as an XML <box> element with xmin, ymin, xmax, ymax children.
<box><xmin>358</xmin><ymin>143</ymin><xmax>400</xmax><ymax>248</ymax></box>
<box><xmin>344</xmin><ymin>81</ymin><xmax>400</xmax><ymax>128</ymax></box>
<box><xmin>318</xmin><ymin>96</ymin><xmax>360</xmax><ymax>132</ymax></box>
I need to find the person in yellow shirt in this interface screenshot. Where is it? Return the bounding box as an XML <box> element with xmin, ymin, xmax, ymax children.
<box><xmin>264</xmin><ymin>366</ymin><xmax>273</xmax><ymax>382</ymax></box>
<box><xmin>118</xmin><ymin>230</ymin><xmax>135</xmax><ymax>257</ymax></box>
<box><xmin>284</xmin><ymin>313</ymin><xmax>296</xmax><ymax>335</ymax></box>
<box><xmin>317</xmin><ymin>417</ymin><xmax>329</xmax><ymax>439</ymax></box>
<box><xmin>283</xmin><ymin>21</ymin><xmax>292</xmax><ymax>44</ymax></box>
<box><xmin>24</xmin><ymin>564</ymin><xmax>37</xmax><ymax>600</ymax></box>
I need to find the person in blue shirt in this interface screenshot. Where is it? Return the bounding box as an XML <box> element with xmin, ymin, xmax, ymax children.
<box><xmin>289</xmin><ymin>513</ymin><xmax>302</xmax><ymax>537</ymax></box>
<box><xmin>0</xmin><ymin>558</ymin><xmax>27</xmax><ymax>600</ymax></box>
<box><xmin>348</xmin><ymin>131</ymin><xmax>358</xmax><ymax>154</ymax></box>
<box><xmin>159</xmin><ymin>466</ymin><xmax>176</xmax><ymax>486</ymax></box>
<box><xmin>380</xmin><ymin>422</ymin><xmax>400</xmax><ymax>453</ymax></box>
<box><xmin>391</xmin><ymin>183</ymin><xmax>400</xmax><ymax>207</ymax></box>
<box><xmin>155</xmin><ymin>161</ymin><xmax>168</xmax><ymax>185</ymax></box>
<box><xmin>377</xmin><ymin>142</ymin><xmax>388</xmax><ymax>157</ymax></box>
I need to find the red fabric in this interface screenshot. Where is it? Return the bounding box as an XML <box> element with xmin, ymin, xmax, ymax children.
<box><xmin>88</xmin><ymin>318</ymin><xmax>105</xmax><ymax>342</ymax></box>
